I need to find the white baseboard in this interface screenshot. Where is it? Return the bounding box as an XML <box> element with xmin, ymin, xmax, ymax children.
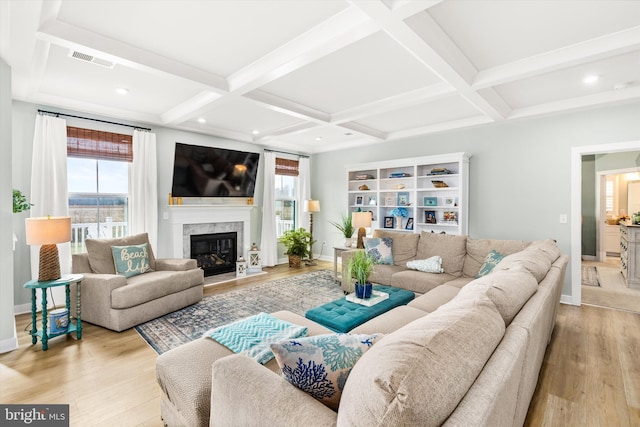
<box><xmin>14</xmin><ymin>303</ymin><xmax>32</xmax><ymax>315</ymax></box>
<box><xmin>0</xmin><ymin>334</ymin><xmax>18</xmax><ymax>354</ymax></box>
<box><xmin>560</xmin><ymin>294</ymin><xmax>579</xmax><ymax>306</ymax></box>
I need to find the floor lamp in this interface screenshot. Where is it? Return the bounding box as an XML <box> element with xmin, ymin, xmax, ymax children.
<box><xmin>304</xmin><ymin>200</ymin><xmax>321</xmax><ymax>266</ymax></box>
<box><xmin>352</xmin><ymin>211</ymin><xmax>372</xmax><ymax>249</ymax></box>
<box><xmin>25</xmin><ymin>216</ymin><xmax>71</xmax><ymax>281</ymax></box>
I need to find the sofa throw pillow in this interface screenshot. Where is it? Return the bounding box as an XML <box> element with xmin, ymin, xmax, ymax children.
<box><xmin>270</xmin><ymin>333</ymin><xmax>383</xmax><ymax>410</ymax></box>
<box><xmin>111</xmin><ymin>243</ymin><xmax>151</xmax><ymax>278</ymax></box>
<box><xmin>476</xmin><ymin>249</ymin><xmax>505</xmax><ymax>278</ymax></box>
<box><xmin>406</xmin><ymin>256</ymin><xmax>443</xmax><ymax>273</ymax></box>
<box><xmin>364</xmin><ymin>237</ymin><xmax>393</xmax><ymax>265</ymax></box>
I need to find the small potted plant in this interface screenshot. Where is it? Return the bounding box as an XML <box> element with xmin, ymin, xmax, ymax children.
<box><xmin>13</xmin><ymin>189</ymin><xmax>32</xmax><ymax>213</ymax></box>
<box><xmin>348</xmin><ymin>250</ymin><xmax>374</xmax><ymax>298</ymax></box>
<box><xmin>329</xmin><ymin>213</ymin><xmax>354</xmax><ymax>247</ymax></box>
<box><xmin>279</xmin><ymin>228</ymin><xmax>312</xmax><ymax>268</ymax></box>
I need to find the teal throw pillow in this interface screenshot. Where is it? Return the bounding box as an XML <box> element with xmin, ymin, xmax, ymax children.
<box><xmin>270</xmin><ymin>333</ymin><xmax>383</xmax><ymax>410</ymax></box>
<box><xmin>406</xmin><ymin>256</ymin><xmax>443</xmax><ymax>273</ymax></box>
<box><xmin>476</xmin><ymin>249</ymin><xmax>505</xmax><ymax>278</ymax></box>
<box><xmin>364</xmin><ymin>237</ymin><xmax>393</xmax><ymax>265</ymax></box>
<box><xmin>111</xmin><ymin>243</ymin><xmax>151</xmax><ymax>278</ymax></box>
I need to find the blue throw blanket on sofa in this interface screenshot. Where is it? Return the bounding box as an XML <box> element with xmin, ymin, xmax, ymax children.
<box><xmin>205</xmin><ymin>312</ymin><xmax>308</xmax><ymax>364</ymax></box>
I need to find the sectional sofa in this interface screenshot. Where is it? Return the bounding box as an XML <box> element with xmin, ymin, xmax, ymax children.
<box><xmin>155</xmin><ymin>231</ymin><xmax>567</xmax><ymax>427</ymax></box>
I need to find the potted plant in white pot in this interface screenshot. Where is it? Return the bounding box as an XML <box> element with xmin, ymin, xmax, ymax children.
<box><xmin>348</xmin><ymin>250</ymin><xmax>374</xmax><ymax>298</ymax></box>
<box><xmin>12</xmin><ymin>189</ymin><xmax>32</xmax><ymax>251</ymax></box>
<box><xmin>329</xmin><ymin>213</ymin><xmax>354</xmax><ymax>247</ymax></box>
<box><xmin>279</xmin><ymin>228</ymin><xmax>313</xmax><ymax>268</ymax></box>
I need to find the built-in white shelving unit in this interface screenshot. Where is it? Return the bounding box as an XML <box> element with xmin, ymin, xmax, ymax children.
<box><xmin>346</xmin><ymin>153</ymin><xmax>470</xmax><ymax>235</ymax></box>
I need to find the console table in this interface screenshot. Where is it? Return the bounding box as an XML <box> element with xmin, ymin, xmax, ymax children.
<box><xmin>24</xmin><ymin>274</ymin><xmax>84</xmax><ymax>351</ymax></box>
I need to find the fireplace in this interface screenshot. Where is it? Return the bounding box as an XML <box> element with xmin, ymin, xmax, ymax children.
<box><xmin>190</xmin><ymin>232</ymin><xmax>237</xmax><ymax>276</ymax></box>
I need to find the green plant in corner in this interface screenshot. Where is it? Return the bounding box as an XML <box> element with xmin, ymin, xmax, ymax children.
<box><xmin>13</xmin><ymin>189</ymin><xmax>32</xmax><ymax>213</ymax></box>
<box><xmin>279</xmin><ymin>228</ymin><xmax>313</xmax><ymax>268</ymax></box>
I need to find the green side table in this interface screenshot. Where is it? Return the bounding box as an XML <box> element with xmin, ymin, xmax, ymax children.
<box><xmin>24</xmin><ymin>274</ymin><xmax>84</xmax><ymax>351</ymax></box>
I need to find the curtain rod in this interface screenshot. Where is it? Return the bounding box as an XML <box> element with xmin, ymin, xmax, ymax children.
<box><xmin>263</xmin><ymin>148</ymin><xmax>309</xmax><ymax>158</ymax></box>
<box><xmin>38</xmin><ymin>110</ymin><xmax>152</xmax><ymax>131</ymax></box>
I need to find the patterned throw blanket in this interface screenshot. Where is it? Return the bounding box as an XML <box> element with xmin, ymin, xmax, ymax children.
<box><xmin>205</xmin><ymin>312</ymin><xmax>308</xmax><ymax>364</ymax></box>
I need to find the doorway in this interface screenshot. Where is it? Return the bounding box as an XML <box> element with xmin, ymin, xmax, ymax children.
<box><xmin>571</xmin><ymin>142</ymin><xmax>640</xmax><ymax>311</ymax></box>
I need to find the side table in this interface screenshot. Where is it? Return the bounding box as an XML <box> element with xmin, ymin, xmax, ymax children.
<box><xmin>24</xmin><ymin>274</ymin><xmax>84</xmax><ymax>351</ymax></box>
<box><xmin>333</xmin><ymin>246</ymin><xmax>352</xmax><ymax>283</ymax></box>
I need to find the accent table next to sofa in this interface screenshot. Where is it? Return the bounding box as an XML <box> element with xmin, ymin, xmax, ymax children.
<box><xmin>305</xmin><ymin>284</ymin><xmax>414</xmax><ymax>332</ymax></box>
<box><xmin>24</xmin><ymin>273</ymin><xmax>83</xmax><ymax>351</ymax></box>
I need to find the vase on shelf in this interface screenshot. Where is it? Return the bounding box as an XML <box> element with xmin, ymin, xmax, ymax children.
<box><xmin>395</xmin><ymin>217</ymin><xmax>403</xmax><ymax>230</ymax></box>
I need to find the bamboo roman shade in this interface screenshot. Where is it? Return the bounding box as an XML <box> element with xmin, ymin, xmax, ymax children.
<box><xmin>66</xmin><ymin>126</ymin><xmax>133</xmax><ymax>162</ymax></box>
<box><xmin>275</xmin><ymin>158</ymin><xmax>299</xmax><ymax>176</ymax></box>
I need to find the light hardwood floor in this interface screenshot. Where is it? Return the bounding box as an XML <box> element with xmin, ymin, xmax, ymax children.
<box><xmin>1</xmin><ymin>261</ymin><xmax>639</xmax><ymax>426</ymax></box>
<box><xmin>581</xmin><ymin>257</ymin><xmax>640</xmax><ymax>313</ymax></box>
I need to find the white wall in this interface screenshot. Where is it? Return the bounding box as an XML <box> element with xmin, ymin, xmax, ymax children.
<box><xmin>312</xmin><ymin>101</ymin><xmax>640</xmax><ymax>298</ymax></box>
<box><xmin>0</xmin><ymin>58</ymin><xmax>17</xmax><ymax>352</ymax></box>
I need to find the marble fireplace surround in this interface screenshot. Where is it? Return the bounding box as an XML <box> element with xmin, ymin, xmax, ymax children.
<box><xmin>168</xmin><ymin>205</ymin><xmax>252</xmax><ymax>260</ymax></box>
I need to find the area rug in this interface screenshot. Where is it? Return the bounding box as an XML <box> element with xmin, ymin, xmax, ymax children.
<box><xmin>582</xmin><ymin>265</ymin><xmax>600</xmax><ymax>287</ymax></box>
<box><xmin>135</xmin><ymin>270</ymin><xmax>344</xmax><ymax>354</ymax></box>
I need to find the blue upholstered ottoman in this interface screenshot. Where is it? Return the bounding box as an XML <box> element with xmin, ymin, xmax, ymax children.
<box><xmin>305</xmin><ymin>285</ymin><xmax>415</xmax><ymax>333</ymax></box>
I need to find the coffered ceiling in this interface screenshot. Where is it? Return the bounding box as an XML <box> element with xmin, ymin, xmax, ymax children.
<box><xmin>2</xmin><ymin>0</ymin><xmax>639</xmax><ymax>153</ymax></box>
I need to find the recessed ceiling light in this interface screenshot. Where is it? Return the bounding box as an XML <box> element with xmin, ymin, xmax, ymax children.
<box><xmin>115</xmin><ymin>88</ymin><xmax>129</xmax><ymax>95</ymax></box>
<box><xmin>582</xmin><ymin>74</ymin><xmax>599</xmax><ymax>85</ymax></box>
<box><xmin>344</xmin><ymin>132</ymin><xmax>353</xmax><ymax>136</ymax></box>
<box><xmin>252</xmin><ymin>129</ymin><xmax>260</xmax><ymax>135</ymax></box>
<box><xmin>315</xmin><ymin>137</ymin><xmax>323</xmax><ymax>141</ymax></box>
<box><xmin>197</xmin><ymin>117</ymin><xmax>206</xmax><ymax>124</ymax></box>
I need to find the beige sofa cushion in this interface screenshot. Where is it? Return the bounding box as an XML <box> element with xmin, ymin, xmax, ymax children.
<box><xmin>528</xmin><ymin>239</ymin><xmax>562</xmax><ymax>263</ymax></box>
<box><xmin>415</xmin><ymin>232</ymin><xmax>467</xmax><ymax>277</ymax></box>
<box><xmin>111</xmin><ymin>268</ymin><xmax>203</xmax><ymax>309</ymax></box>
<box><xmin>391</xmin><ymin>270</ymin><xmax>455</xmax><ymax>294</ymax></box>
<box><xmin>337</xmin><ymin>295</ymin><xmax>505</xmax><ymax>427</ymax></box>
<box><xmin>455</xmin><ymin>267</ymin><xmax>539</xmax><ymax>325</ymax></box>
<box><xmin>462</xmin><ymin>238</ymin><xmax>529</xmax><ymax>278</ymax></box>
<box><xmin>350</xmin><ymin>306</ymin><xmax>428</xmax><ymax>335</ymax></box>
<box><xmin>493</xmin><ymin>246</ymin><xmax>552</xmax><ymax>283</ymax></box>
<box><xmin>86</xmin><ymin>232</ymin><xmax>157</xmax><ymax>274</ymax></box>
<box><xmin>409</xmin><ymin>285</ymin><xmax>461</xmax><ymax>313</ymax></box>
<box><xmin>372</xmin><ymin>229</ymin><xmax>420</xmax><ymax>265</ymax></box>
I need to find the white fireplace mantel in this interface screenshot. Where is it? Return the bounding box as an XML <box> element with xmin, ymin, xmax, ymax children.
<box><xmin>168</xmin><ymin>205</ymin><xmax>252</xmax><ymax>259</ymax></box>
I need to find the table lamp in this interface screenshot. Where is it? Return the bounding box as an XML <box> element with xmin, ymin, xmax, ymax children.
<box><xmin>304</xmin><ymin>200</ymin><xmax>321</xmax><ymax>266</ymax></box>
<box><xmin>25</xmin><ymin>216</ymin><xmax>71</xmax><ymax>281</ymax></box>
<box><xmin>352</xmin><ymin>211</ymin><xmax>372</xmax><ymax>249</ymax></box>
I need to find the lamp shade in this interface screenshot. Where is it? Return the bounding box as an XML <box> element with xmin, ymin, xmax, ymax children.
<box><xmin>352</xmin><ymin>211</ymin><xmax>372</xmax><ymax>229</ymax></box>
<box><xmin>25</xmin><ymin>216</ymin><xmax>71</xmax><ymax>245</ymax></box>
<box><xmin>304</xmin><ymin>200</ymin><xmax>321</xmax><ymax>212</ymax></box>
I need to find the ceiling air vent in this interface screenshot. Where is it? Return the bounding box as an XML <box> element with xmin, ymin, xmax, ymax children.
<box><xmin>68</xmin><ymin>50</ymin><xmax>115</xmax><ymax>69</ymax></box>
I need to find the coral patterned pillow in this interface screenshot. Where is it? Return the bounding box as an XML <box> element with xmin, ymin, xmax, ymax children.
<box><xmin>364</xmin><ymin>237</ymin><xmax>393</xmax><ymax>265</ymax></box>
<box><xmin>270</xmin><ymin>333</ymin><xmax>383</xmax><ymax>410</ymax></box>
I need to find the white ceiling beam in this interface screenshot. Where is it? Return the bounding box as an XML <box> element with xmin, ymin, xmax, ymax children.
<box><xmin>350</xmin><ymin>0</ymin><xmax>510</xmax><ymax>121</ymax></box>
<box><xmin>254</xmin><ymin>122</ymin><xmax>319</xmax><ymax>141</ymax></box>
<box><xmin>474</xmin><ymin>26</ymin><xmax>640</xmax><ymax>89</ymax></box>
<box><xmin>339</xmin><ymin>121</ymin><xmax>387</xmax><ymax>141</ymax></box>
<box><xmin>509</xmin><ymin>86</ymin><xmax>640</xmax><ymax>120</ymax></box>
<box><xmin>389</xmin><ymin>0</ymin><xmax>444</xmax><ymax>20</ymax></box>
<box><xmin>177</xmin><ymin>122</ymin><xmax>253</xmax><ymax>143</ymax></box>
<box><xmin>227</xmin><ymin>6</ymin><xmax>379</xmax><ymax>94</ymax></box>
<box><xmin>388</xmin><ymin>115</ymin><xmax>494</xmax><ymax>140</ymax></box>
<box><xmin>331</xmin><ymin>82</ymin><xmax>454</xmax><ymax>124</ymax></box>
<box><xmin>160</xmin><ymin>91</ymin><xmax>224</xmax><ymax>125</ymax></box>
<box><xmin>244</xmin><ymin>90</ymin><xmax>331</xmax><ymax>123</ymax></box>
<box><xmin>36</xmin><ymin>19</ymin><xmax>229</xmax><ymax>93</ymax></box>
<box><xmin>25</xmin><ymin>0</ymin><xmax>62</xmax><ymax>99</ymax></box>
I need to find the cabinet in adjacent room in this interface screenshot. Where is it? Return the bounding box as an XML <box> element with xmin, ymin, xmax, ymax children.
<box><xmin>346</xmin><ymin>153</ymin><xmax>469</xmax><ymax>235</ymax></box>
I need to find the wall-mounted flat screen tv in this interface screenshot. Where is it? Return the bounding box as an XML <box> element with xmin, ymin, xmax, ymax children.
<box><xmin>171</xmin><ymin>142</ymin><xmax>260</xmax><ymax>198</ymax></box>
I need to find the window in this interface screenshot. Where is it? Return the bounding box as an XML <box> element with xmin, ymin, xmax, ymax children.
<box><xmin>275</xmin><ymin>158</ymin><xmax>298</xmax><ymax>237</ymax></box>
<box><xmin>605</xmin><ymin>179</ymin><xmax>614</xmax><ymax>213</ymax></box>
<box><xmin>67</xmin><ymin>127</ymin><xmax>132</xmax><ymax>253</ymax></box>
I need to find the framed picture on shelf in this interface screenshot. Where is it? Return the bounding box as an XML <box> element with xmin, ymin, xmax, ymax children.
<box><xmin>397</xmin><ymin>192</ymin><xmax>409</xmax><ymax>206</ymax></box>
<box><xmin>367</xmin><ymin>196</ymin><xmax>377</xmax><ymax>206</ymax></box>
<box><xmin>425</xmin><ymin>210</ymin><xmax>437</xmax><ymax>224</ymax></box>
<box><xmin>443</xmin><ymin>211</ymin><xmax>458</xmax><ymax>223</ymax></box>
<box><xmin>383</xmin><ymin>216</ymin><xmax>395</xmax><ymax>228</ymax></box>
<box><xmin>355</xmin><ymin>195</ymin><xmax>364</xmax><ymax>206</ymax></box>
<box><xmin>442</xmin><ymin>197</ymin><xmax>456</xmax><ymax>207</ymax></box>
<box><xmin>385</xmin><ymin>196</ymin><xmax>396</xmax><ymax>206</ymax></box>
<box><xmin>405</xmin><ymin>218</ymin><xmax>414</xmax><ymax>230</ymax></box>
<box><xmin>424</xmin><ymin>196</ymin><xmax>438</xmax><ymax>206</ymax></box>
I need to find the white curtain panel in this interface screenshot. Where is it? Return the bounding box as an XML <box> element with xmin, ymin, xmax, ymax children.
<box><xmin>130</xmin><ymin>130</ymin><xmax>158</xmax><ymax>251</ymax></box>
<box><xmin>30</xmin><ymin>114</ymin><xmax>70</xmax><ymax>280</ymax></box>
<box><xmin>297</xmin><ymin>156</ymin><xmax>311</xmax><ymax>232</ymax></box>
<box><xmin>260</xmin><ymin>151</ymin><xmax>277</xmax><ymax>267</ymax></box>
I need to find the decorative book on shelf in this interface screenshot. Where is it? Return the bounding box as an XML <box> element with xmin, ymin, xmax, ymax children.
<box><xmin>389</xmin><ymin>172</ymin><xmax>411</xmax><ymax>178</ymax></box>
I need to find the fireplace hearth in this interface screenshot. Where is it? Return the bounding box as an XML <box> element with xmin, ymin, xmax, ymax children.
<box><xmin>190</xmin><ymin>232</ymin><xmax>237</xmax><ymax>276</ymax></box>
